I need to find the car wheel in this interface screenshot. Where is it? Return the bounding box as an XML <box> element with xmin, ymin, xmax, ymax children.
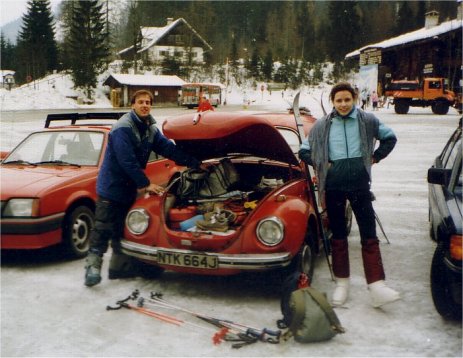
<box><xmin>394</xmin><ymin>100</ymin><xmax>409</xmax><ymax>114</ymax></box>
<box><xmin>63</xmin><ymin>206</ymin><xmax>94</xmax><ymax>259</ymax></box>
<box><xmin>287</xmin><ymin>226</ymin><xmax>317</xmax><ymax>282</ymax></box>
<box><xmin>431</xmin><ymin>101</ymin><xmax>450</xmax><ymax>115</ymax></box>
<box><xmin>430</xmin><ymin>244</ymin><xmax>462</xmax><ymax>320</ymax></box>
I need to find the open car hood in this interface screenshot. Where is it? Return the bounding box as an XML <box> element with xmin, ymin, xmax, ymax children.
<box><xmin>162</xmin><ymin>112</ymin><xmax>300</xmax><ymax>165</ymax></box>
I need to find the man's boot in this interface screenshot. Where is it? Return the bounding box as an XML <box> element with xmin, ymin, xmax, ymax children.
<box><xmin>331</xmin><ymin>239</ymin><xmax>350</xmax><ymax>306</ymax></box>
<box><xmin>362</xmin><ymin>239</ymin><xmax>400</xmax><ymax>307</ymax></box>
<box><xmin>85</xmin><ymin>251</ymin><xmax>102</xmax><ymax>287</ymax></box>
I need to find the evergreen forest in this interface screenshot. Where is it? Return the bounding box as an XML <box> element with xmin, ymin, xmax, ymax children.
<box><xmin>0</xmin><ymin>0</ymin><xmax>458</xmax><ymax>97</ymax></box>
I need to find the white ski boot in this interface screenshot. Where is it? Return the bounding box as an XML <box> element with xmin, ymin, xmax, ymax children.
<box><xmin>368</xmin><ymin>280</ymin><xmax>400</xmax><ymax>308</ymax></box>
<box><xmin>332</xmin><ymin>278</ymin><xmax>350</xmax><ymax>307</ymax></box>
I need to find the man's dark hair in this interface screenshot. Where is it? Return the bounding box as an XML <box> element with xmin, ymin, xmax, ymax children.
<box><xmin>131</xmin><ymin>90</ymin><xmax>154</xmax><ymax>105</ymax></box>
<box><xmin>329</xmin><ymin>82</ymin><xmax>357</xmax><ymax>102</ymax></box>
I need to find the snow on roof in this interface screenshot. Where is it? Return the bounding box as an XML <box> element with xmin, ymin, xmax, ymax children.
<box><xmin>138</xmin><ymin>19</ymin><xmax>183</xmax><ymax>53</ymax></box>
<box><xmin>346</xmin><ymin>18</ymin><xmax>462</xmax><ymax>58</ymax></box>
<box><xmin>106</xmin><ymin>74</ymin><xmax>185</xmax><ymax>87</ymax></box>
<box><xmin>118</xmin><ymin>18</ymin><xmax>212</xmax><ymax>56</ymax></box>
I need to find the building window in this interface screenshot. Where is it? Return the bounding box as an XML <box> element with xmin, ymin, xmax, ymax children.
<box><xmin>175</xmin><ymin>35</ymin><xmax>183</xmax><ymax>44</ymax></box>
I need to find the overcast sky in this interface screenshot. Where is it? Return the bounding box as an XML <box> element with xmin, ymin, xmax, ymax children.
<box><xmin>0</xmin><ymin>0</ymin><xmax>61</xmax><ymax>26</ymax></box>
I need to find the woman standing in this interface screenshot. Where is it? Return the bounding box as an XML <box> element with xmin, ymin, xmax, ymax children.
<box><xmin>299</xmin><ymin>82</ymin><xmax>400</xmax><ymax>308</ymax></box>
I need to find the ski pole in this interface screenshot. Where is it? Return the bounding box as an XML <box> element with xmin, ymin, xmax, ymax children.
<box><xmin>146</xmin><ymin>292</ymin><xmax>281</xmax><ymax>344</ymax></box>
<box><xmin>107</xmin><ymin>295</ymin><xmax>233</xmax><ymax>345</ymax></box>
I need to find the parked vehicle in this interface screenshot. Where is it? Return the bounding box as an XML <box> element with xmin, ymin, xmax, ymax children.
<box><xmin>427</xmin><ymin>118</ymin><xmax>462</xmax><ymax>320</ymax></box>
<box><xmin>385</xmin><ymin>78</ymin><xmax>457</xmax><ymax>115</ymax></box>
<box><xmin>121</xmin><ymin>110</ymin><xmax>351</xmax><ymax>280</ymax></box>
<box><xmin>180</xmin><ymin>83</ymin><xmax>223</xmax><ymax>109</ymax></box>
<box><xmin>0</xmin><ymin>113</ymin><xmax>180</xmax><ymax>258</ymax></box>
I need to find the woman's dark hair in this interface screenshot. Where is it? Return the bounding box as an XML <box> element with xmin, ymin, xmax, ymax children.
<box><xmin>329</xmin><ymin>82</ymin><xmax>357</xmax><ymax>102</ymax></box>
<box><xmin>131</xmin><ymin>90</ymin><xmax>154</xmax><ymax>105</ymax></box>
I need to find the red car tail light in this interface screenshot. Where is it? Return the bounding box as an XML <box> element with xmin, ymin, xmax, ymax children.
<box><xmin>450</xmin><ymin>235</ymin><xmax>462</xmax><ymax>261</ymax></box>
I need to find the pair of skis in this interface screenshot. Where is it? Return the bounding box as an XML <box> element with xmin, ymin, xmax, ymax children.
<box><xmin>107</xmin><ymin>290</ymin><xmax>281</xmax><ymax>349</ymax></box>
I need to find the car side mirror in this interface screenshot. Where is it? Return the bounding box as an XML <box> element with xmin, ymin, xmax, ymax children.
<box><xmin>427</xmin><ymin>167</ymin><xmax>452</xmax><ymax>186</ymax></box>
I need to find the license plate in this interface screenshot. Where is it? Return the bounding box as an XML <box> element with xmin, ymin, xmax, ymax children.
<box><xmin>157</xmin><ymin>250</ymin><xmax>218</xmax><ymax>269</ymax></box>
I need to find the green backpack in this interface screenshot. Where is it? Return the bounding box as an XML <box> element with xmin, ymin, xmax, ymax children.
<box><xmin>279</xmin><ymin>273</ymin><xmax>345</xmax><ymax>343</ymax></box>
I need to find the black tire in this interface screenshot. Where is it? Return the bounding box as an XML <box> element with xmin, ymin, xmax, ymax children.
<box><xmin>430</xmin><ymin>244</ymin><xmax>462</xmax><ymax>320</ymax></box>
<box><xmin>431</xmin><ymin>101</ymin><xmax>450</xmax><ymax>115</ymax></box>
<box><xmin>394</xmin><ymin>100</ymin><xmax>409</xmax><ymax>114</ymax></box>
<box><xmin>62</xmin><ymin>205</ymin><xmax>94</xmax><ymax>258</ymax></box>
<box><xmin>285</xmin><ymin>225</ymin><xmax>317</xmax><ymax>282</ymax></box>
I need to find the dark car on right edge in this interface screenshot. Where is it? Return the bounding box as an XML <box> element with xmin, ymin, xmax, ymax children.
<box><xmin>427</xmin><ymin>118</ymin><xmax>462</xmax><ymax>320</ymax></box>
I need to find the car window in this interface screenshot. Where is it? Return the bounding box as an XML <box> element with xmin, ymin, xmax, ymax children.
<box><xmin>441</xmin><ymin>130</ymin><xmax>460</xmax><ymax>167</ymax></box>
<box><xmin>277</xmin><ymin>128</ymin><xmax>301</xmax><ymax>154</ymax></box>
<box><xmin>444</xmin><ymin>137</ymin><xmax>461</xmax><ymax>170</ymax></box>
<box><xmin>4</xmin><ymin>131</ymin><xmax>104</xmax><ymax>166</ymax></box>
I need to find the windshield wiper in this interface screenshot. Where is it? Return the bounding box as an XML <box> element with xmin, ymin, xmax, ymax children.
<box><xmin>2</xmin><ymin>160</ymin><xmax>37</xmax><ymax>166</ymax></box>
<box><xmin>34</xmin><ymin>160</ymin><xmax>81</xmax><ymax>167</ymax></box>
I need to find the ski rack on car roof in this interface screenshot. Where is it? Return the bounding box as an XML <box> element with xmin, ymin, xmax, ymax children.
<box><xmin>45</xmin><ymin>112</ymin><xmax>127</xmax><ymax>128</ymax></box>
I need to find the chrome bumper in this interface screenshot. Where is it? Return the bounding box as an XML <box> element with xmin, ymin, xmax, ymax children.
<box><xmin>120</xmin><ymin>240</ymin><xmax>292</xmax><ymax>270</ymax></box>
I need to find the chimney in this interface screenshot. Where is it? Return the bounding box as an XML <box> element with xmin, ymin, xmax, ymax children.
<box><xmin>166</xmin><ymin>17</ymin><xmax>174</xmax><ymax>25</ymax></box>
<box><xmin>425</xmin><ymin>10</ymin><xmax>439</xmax><ymax>29</ymax></box>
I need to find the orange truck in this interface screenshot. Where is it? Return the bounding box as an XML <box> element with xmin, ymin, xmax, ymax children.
<box><xmin>385</xmin><ymin>77</ymin><xmax>460</xmax><ymax>115</ymax></box>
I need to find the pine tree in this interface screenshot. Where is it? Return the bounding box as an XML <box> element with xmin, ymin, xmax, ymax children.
<box><xmin>394</xmin><ymin>2</ymin><xmax>416</xmax><ymax>35</ymax></box>
<box><xmin>16</xmin><ymin>0</ymin><xmax>58</xmax><ymax>83</ymax></box>
<box><xmin>0</xmin><ymin>33</ymin><xmax>16</xmax><ymax>71</ymax></box>
<box><xmin>262</xmin><ymin>49</ymin><xmax>273</xmax><ymax>82</ymax></box>
<box><xmin>67</xmin><ymin>0</ymin><xmax>110</xmax><ymax>99</ymax></box>
<box><xmin>324</xmin><ymin>1</ymin><xmax>361</xmax><ymax>63</ymax></box>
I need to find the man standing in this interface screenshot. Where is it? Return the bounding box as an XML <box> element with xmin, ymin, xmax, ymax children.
<box><xmin>85</xmin><ymin>90</ymin><xmax>202</xmax><ymax>287</ymax></box>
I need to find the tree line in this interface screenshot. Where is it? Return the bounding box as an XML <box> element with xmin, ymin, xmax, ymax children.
<box><xmin>0</xmin><ymin>0</ymin><xmax>458</xmax><ymax>99</ymax></box>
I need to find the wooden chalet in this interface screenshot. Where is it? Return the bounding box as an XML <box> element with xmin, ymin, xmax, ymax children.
<box><xmin>346</xmin><ymin>7</ymin><xmax>462</xmax><ymax>95</ymax></box>
<box><xmin>118</xmin><ymin>18</ymin><xmax>212</xmax><ymax>66</ymax></box>
<box><xmin>103</xmin><ymin>74</ymin><xmax>185</xmax><ymax>107</ymax></box>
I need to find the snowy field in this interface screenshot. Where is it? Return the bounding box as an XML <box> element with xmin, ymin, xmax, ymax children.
<box><xmin>1</xmin><ymin>77</ymin><xmax>462</xmax><ymax>357</ymax></box>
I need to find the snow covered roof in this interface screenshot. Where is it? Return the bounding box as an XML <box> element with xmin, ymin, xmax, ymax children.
<box><xmin>346</xmin><ymin>18</ymin><xmax>462</xmax><ymax>58</ymax></box>
<box><xmin>103</xmin><ymin>74</ymin><xmax>186</xmax><ymax>87</ymax></box>
<box><xmin>118</xmin><ymin>18</ymin><xmax>212</xmax><ymax>56</ymax></box>
<box><xmin>0</xmin><ymin>70</ymin><xmax>15</xmax><ymax>83</ymax></box>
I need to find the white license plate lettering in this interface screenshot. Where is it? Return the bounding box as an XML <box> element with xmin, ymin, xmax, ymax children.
<box><xmin>157</xmin><ymin>251</ymin><xmax>218</xmax><ymax>269</ymax></box>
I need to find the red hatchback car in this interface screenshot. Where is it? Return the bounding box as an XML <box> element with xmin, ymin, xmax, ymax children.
<box><xmin>121</xmin><ymin>110</ymin><xmax>332</xmax><ymax>279</ymax></box>
<box><xmin>1</xmin><ymin>113</ymin><xmax>179</xmax><ymax>258</ymax></box>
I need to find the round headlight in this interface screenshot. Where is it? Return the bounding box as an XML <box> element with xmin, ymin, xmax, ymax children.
<box><xmin>126</xmin><ymin>208</ymin><xmax>149</xmax><ymax>235</ymax></box>
<box><xmin>256</xmin><ymin>216</ymin><xmax>284</xmax><ymax>246</ymax></box>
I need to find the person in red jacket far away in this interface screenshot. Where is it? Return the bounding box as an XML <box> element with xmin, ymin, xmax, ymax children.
<box><xmin>197</xmin><ymin>96</ymin><xmax>214</xmax><ymax>112</ymax></box>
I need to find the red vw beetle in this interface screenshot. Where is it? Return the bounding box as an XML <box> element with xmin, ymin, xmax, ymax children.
<box><xmin>121</xmin><ymin>110</ymin><xmax>332</xmax><ymax>278</ymax></box>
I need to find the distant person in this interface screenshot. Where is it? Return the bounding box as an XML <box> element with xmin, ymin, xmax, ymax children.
<box><xmin>354</xmin><ymin>85</ymin><xmax>360</xmax><ymax>105</ymax></box>
<box><xmin>361</xmin><ymin>89</ymin><xmax>368</xmax><ymax>109</ymax></box>
<box><xmin>299</xmin><ymin>82</ymin><xmax>400</xmax><ymax>308</ymax></box>
<box><xmin>197</xmin><ymin>96</ymin><xmax>214</xmax><ymax>112</ymax></box>
<box><xmin>371</xmin><ymin>91</ymin><xmax>379</xmax><ymax>111</ymax></box>
<box><xmin>85</xmin><ymin>90</ymin><xmax>204</xmax><ymax>287</ymax></box>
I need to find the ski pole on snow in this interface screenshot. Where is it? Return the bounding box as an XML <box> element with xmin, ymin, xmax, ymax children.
<box><xmin>144</xmin><ymin>291</ymin><xmax>281</xmax><ymax>346</ymax></box>
<box><xmin>106</xmin><ymin>294</ymin><xmax>232</xmax><ymax>345</ymax></box>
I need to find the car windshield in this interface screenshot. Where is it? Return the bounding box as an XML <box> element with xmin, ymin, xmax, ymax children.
<box><xmin>3</xmin><ymin>131</ymin><xmax>104</xmax><ymax>166</ymax></box>
<box><xmin>277</xmin><ymin>127</ymin><xmax>301</xmax><ymax>154</ymax></box>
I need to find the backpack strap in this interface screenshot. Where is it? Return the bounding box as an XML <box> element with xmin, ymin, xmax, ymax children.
<box><xmin>306</xmin><ymin>287</ymin><xmax>345</xmax><ymax>334</ymax></box>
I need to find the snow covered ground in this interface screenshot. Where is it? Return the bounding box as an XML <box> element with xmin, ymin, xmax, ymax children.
<box><xmin>0</xmin><ymin>75</ymin><xmax>462</xmax><ymax>357</ymax></box>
